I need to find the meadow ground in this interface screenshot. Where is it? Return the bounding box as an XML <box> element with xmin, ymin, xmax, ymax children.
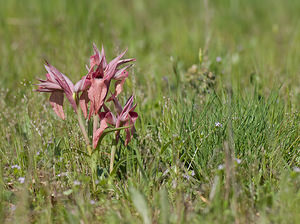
<box><xmin>0</xmin><ymin>0</ymin><xmax>299</xmax><ymax>223</ymax></box>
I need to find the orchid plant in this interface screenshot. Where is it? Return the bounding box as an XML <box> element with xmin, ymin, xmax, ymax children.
<box><xmin>35</xmin><ymin>44</ymin><xmax>138</xmax><ymax>174</ymax></box>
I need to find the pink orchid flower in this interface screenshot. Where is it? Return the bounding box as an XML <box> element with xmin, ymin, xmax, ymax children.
<box><xmin>93</xmin><ymin>95</ymin><xmax>138</xmax><ymax>148</ymax></box>
<box><xmin>74</xmin><ymin>44</ymin><xmax>135</xmax><ymax>118</ymax></box>
<box><xmin>36</xmin><ymin>63</ymin><xmax>77</xmax><ymax>119</ymax></box>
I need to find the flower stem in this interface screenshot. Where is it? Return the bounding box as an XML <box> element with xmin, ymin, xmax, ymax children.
<box><xmin>110</xmin><ymin>140</ymin><xmax>117</xmax><ymax>174</ymax></box>
<box><xmin>93</xmin><ymin>114</ymin><xmax>99</xmax><ymax>145</ymax></box>
<box><xmin>76</xmin><ymin>106</ymin><xmax>92</xmax><ymax>155</ymax></box>
<box><xmin>93</xmin><ymin>115</ymin><xmax>99</xmax><ymax>132</ymax></box>
<box><xmin>90</xmin><ymin>153</ymin><xmax>97</xmax><ymax>191</ymax></box>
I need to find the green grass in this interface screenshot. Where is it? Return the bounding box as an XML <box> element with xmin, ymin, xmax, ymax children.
<box><xmin>0</xmin><ymin>0</ymin><xmax>299</xmax><ymax>223</ymax></box>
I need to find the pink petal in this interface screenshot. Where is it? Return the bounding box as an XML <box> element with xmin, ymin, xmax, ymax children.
<box><xmin>44</xmin><ymin>64</ymin><xmax>73</xmax><ymax>95</ymax></box>
<box><xmin>36</xmin><ymin>82</ymin><xmax>62</xmax><ymax>91</ymax></box>
<box><xmin>46</xmin><ymin>73</ymin><xmax>57</xmax><ymax>83</ymax></box>
<box><xmin>99</xmin><ymin>111</ymin><xmax>116</xmax><ymax>126</ymax></box>
<box><xmin>104</xmin><ymin>111</ymin><xmax>117</xmax><ymax>125</ymax></box>
<box><xmin>74</xmin><ymin>75</ymin><xmax>91</xmax><ymax>92</ymax></box>
<box><xmin>93</xmin><ymin>119</ymin><xmax>108</xmax><ymax>148</ymax></box>
<box><xmin>92</xmin><ymin>64</ymin><xmax>105</xmax><ymax>79</ymax></box>
<box><xmin>109</xmin><ymin>94</ymin><xmax>123</xmax><ymax>114</ymax></box>
<box><xmin>74</xmin><ymin>79</ymin><xmax>83</xmax><ymax>92</ymax></box>
<box><xmin>44</xmin><ymin>63</ymin><xmax>77</xmax><ymax>112</ymax></box>
<box><xmin>129</xmin><ymin>111</ymin><xmax>138</xmax><ymax>135</ymax></box>
<box><xmin>90</xmin><ymin>44</ymin><xmax>101</xmax><ymax>69</ymax></box>
<box><xmin>99</xmin><ymin>112</ymin><xmax>107</xmax><ymax>120</ymax></box>
<box><xmin>115</xmin><ymin>118</ymin><xmax>122</xmax><ymax>143</ymax></box>
<box><xmin>129</xmin><ymin>104</ymin><xmax>137</xmax><ymax>112</ymax></box>
<box><xmin>100</xmin><ymin>45</ymin><xmax>107</xmax><ymax>68</ymax></box>
<box><xmin>104</xmin><ymin>49</ymin><xmax>128</xmax><ymax>80</ymax></box>
<box><xmin>123</xmin><ymin>95</ymin><xmax>134</xmax><ymax>111</ymax></box>
<box><xmin>106</xmin><ymin>79</ymin><xmax>126</xmax><ymax>102</ymax></box>
<box><xmin>113</xmin><ymin>66</ymin><xmax>130</xmax><ymax>80</ymax></box>
<box><xmin>125</xmin><ymin>128</ymin><xmax>131</xmax><ymax>146</ymax></box>
<box><xmin>88</xmin><ymin>101</ymin><xmax>95</xmax><ymax>119</ymax></box>
<box><xmin>117</xmin><ymin>58</ymin><xmax>136</xmax><ymax>67</ymax></box>
<box><xmin>34</xmin><ymin>89</ymin><xmax>54</xmax><ymax>92</ymax></box>
<box><xmin>79</xmin><ymin>91</ymin><xmax>89</xmax><ymax>118</ymax></box>
<box><xmin>65</xmin><ymin>92</ymin><xmax>77</xmax><ymax>112</ymax></box>
<box><xmin>124</xmin><ymin>111</ymin><xmax>138</xmax><ymax>146</ymax></box>
<box><xmin>120</xmin><ymin>96</ymin><xmax>134</xmax><ymax>121</ymax></box>
<box><xmin>89</xmin><ymin>44</ymin><xmax>107</xmax><ymax>79</ymax></box>
<box><xmin>114</xmin><ymin>79</ymin><xmax>126</xmax><ymax>97</ymax></box>
<box><xmin>93</xmin><ymin>110</ymin><xmax>117</xmax><ymax>148</ymax></box>
<box><xmin>61</xmin><ymin>74</ymin><xmax>75</xmax><ymax>91</ymax></box>
<box><xmin>102</xmin><ymin>103</ymin><xmax>110</xmax><ymax>112</ymax></box>
<box><xmin>49</xmin><ymin>91</ymin><xmax>65</xmax><ymax>119</ymax></box>
<box><xmin>129</xmin><ymin>111</ymin><xmax>138</xmax><ymax>123</ymax></box>
<box><xmin>88</xmin><ymin>79</ymin><xmax>108</xmax><ymax>116</ymax></box>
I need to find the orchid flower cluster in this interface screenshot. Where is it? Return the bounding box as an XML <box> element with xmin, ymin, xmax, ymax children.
<box><xmin>35</xmin><ymin>44</ymin><xmax>138</xmax><ymax>156</ymax></box>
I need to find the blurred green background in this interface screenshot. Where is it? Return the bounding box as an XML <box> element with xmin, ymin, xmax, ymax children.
<box><xmin>1</xmin><ymin>0</ymin><xmax>299</xmax><ymax>93</ymax></box>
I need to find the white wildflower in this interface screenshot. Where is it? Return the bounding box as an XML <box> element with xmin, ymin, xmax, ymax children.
<box><xmin>18</xmin><ymin>177</ymin><xmax>25</xmax><ymax>184</ymax></box>
<box><xmin>293</xmin><ymin>167</ymin><xmax>300</xmax><ymax>173</ymax></box>
<box><xmin>183</xmin><ymin>174</ymin><xmax>190</xmax><ymax>181</ymax></box>
<box><xmin>73</xmin><ymin>180</ymin><xmax>81</xmax><ymax>186</ymax></box>
<box><xmin>11</xmin><ymin>165</ymin><xmax>21</xmax><ymax>170</ymax></box>
<box><xmin>57</xmin><ymin>172</ymin><xmax>68</xmax><ymax>177</ymax></box>
<box><xmin>11</xmin><ymin>204</ymin><xmax>16</xmax><ymax>212</ymax></box>
<box><xmin>234</xmin><ymin>158</ymin><xmax>242</xmax><ymax>164</ymax></box>
<box><xmin>215</xmin><ymin>122</ymin><xmax>222</xmax><ymax>127</ymax></box>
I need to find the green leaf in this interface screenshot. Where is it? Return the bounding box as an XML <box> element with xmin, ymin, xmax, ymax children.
<box><xmin>63</xmin><ymin>189</ymin><xmax>73</xmax><ymax>196</ymax></box>
<box><xmin>130</xmin><ymin>187</ymin><xmax>151</xmax><ymax>224</ymax></box>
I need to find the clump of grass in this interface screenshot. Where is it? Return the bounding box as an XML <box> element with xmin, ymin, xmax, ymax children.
<box><xmin>184</xmin><ymin>49</ymin><xmax>216</xmax><ymax>103</ymax></box>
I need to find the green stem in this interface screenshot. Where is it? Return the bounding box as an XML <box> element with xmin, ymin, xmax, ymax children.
<box><xmin>90</xmin><ymin>153</ymin><xmax>97</xmax><ymax>191</ymax></box>
<box><xmin>76</xmin><ymin>106</ymin><xmax>92</xmax><ymax>155</ymax></box>
<box><xmin>93</xmin><ymin>114</ymin><xmax>99</xmax><ymax>135</ymax></box>
<box><xmin>74</xmin><ymin>94</ymin><xmax>95</xmax><ymax>190</ymax></box>
<box><xmin>110</xmin><ymin>140</ymin><xmax>117</xmax><ymax>174</ymax></box>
